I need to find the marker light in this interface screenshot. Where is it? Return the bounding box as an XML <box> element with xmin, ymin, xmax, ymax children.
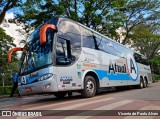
<box><xmin>37</xmin><ymin>73</ymin><xmax>53</xmax><ymax>81</ymax></box>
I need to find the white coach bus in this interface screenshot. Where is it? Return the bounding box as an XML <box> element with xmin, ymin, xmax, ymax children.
<box><xmin>8</xmin><ymin>17</ymin><xmax>152</xmax><ymax>98</ymax></box>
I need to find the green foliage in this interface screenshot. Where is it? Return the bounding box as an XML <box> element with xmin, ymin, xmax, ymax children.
<box><xmin>150</xmin><ymin>55</ymin><xmax>160</xmax><ymax>74</ymax></box>
<box><xmin>0</xmin><ymin>86</ymin><xmax>12</xmax><ymax>95</ymax></box>
<box><xmin>0</xmin><ymin>28</ymin><xmax>19</xmax><ymax>86</ymax></box>
<box><xmin>15</xmin><ymin>0</ymin><xmax>160</xmax><ymax>45</ymax></box>
<box><xmin>0</xmin><ymin>86</ymin><xmax>18</xmax><ymax>97</ymax></box>
<box><xmin>150</xmin><ymin>55</ymin><xmax>160</xmax><ymax>66</ymax></box>
<box><xmin>16</xmin><ymin>0</ymin><xmax>121</xmax><ymax>37</ymax></box>
<box><xmin>14</xmin><ymin>0</ymin><xmax>160</xmax><ymax>73</ymax></box>
<box><xmin>129</xmin><ymin>24</ymin><xmax>160</xmax><ymax>59</ymax></box>
<box><xmin>153</xmin><ymin>74</ymin><xmax>160</xmax><ymax>80</ymax></box>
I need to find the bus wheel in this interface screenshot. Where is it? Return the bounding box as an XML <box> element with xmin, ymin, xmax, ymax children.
<box><xmin>138</xmin><ymin>78</ymin><xmax>144</xmax><ymax>89</ymax></box>
<box><xmin>82</xmin><ymin>76</ymin><xmax>96</xmax><ymax>98</ymax></box>
<box><xmin>53</xmin><ymin>92</ymin><xmax>67</xmax><ymax>98</ymax></box>
<box><xmin>143</xmin><ymin>78</ymin><xmax>147</xmax><ymax>88</ymax></box>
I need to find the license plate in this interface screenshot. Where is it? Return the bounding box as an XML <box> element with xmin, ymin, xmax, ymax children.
<box><xmin>25</xmin><ymin>87</ymin><xmax>32</xmax><ymax>92</ymax></box>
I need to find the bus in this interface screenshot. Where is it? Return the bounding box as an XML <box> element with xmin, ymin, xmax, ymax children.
<box><xmin>8</xmin><ymin>17</ymin><xmax>153</xmax><ymax>98</ymax></box>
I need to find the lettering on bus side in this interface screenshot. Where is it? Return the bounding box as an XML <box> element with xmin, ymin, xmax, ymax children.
<box><xmin>130</xmin><ymin>58</ymin><xmax>136</xmax><ymax>74</ymax></box>
<box><xmin>109</xmin><ymin>60</ymin><xmax>127</xmax><ymax>74</ymax></box>
<box><xmin>126</xmin><ymin>54</ymin><xmax>138</xmax><ymax>81</ymax></box>
<box><xmin>108</xmin><ymin>54</ymin><xmax>138</xmax><ymax>81</ymax></box>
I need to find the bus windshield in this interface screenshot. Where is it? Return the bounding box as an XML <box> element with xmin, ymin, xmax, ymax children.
<box><xmin>20</xmin><ymin>28</ymin><xmax>54</xmax><ymax>74</ymax></box>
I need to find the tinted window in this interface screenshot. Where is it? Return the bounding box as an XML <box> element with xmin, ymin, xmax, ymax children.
<box><xmin>134</xmin><ymin>53</ymin><xmax>142</xmax><ymax>62</ymax></box>
<box><xmin>134</xmin><ymin>53</ymin><xmax>149</xmax><ymax>65</ymax></box>
<box><xmin>94</xmin><ymin>33</ymin><xmax>102</xmax><ymax>50</ymax></box>
<box><xmin>113</xmin><ymin>43</ymin><xmax>125</xmax><ymax>57</ymax></box>
<box><xmin>57</xmin><ymin>20</ymin><xmax>81</xmax><ymax>65</ymax></box>
<box><xmin>100</xmin><ymin>37</ymin><xmax>115</xmax><ymax>55</ymax></box>
<box><xmin>82</xmin><ymin>27</ymin><xmax>95</xmax><ymax>49</ymax></box>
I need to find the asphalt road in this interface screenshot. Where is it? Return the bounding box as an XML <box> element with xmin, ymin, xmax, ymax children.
<box><xmin>0</xmin><ymin>81</ymin><xmax>160</xmax><ymax>119</ymax></box>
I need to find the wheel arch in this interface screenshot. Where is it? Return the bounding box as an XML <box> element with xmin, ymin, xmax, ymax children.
<box><xmin>82</xmin><ymin>70</ymin><xmax>100</xmax><ymax>91</ymax></box>
<box><xmin>140</xmin><ymin>75</ymin><xmax>143</xmax><ymax>80</ymax></box>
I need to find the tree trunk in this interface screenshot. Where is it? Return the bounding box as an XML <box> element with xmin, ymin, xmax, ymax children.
<box><xmin>0</xmin><ymin>11</ymin><xmax>6</xmax><ymax>24</ymax></box>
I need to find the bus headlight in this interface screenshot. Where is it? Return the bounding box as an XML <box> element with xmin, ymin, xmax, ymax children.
<box><xmin>37</xmin><ymin>73</ymin><xmax>53</xmax><ymax>81</ymax></box>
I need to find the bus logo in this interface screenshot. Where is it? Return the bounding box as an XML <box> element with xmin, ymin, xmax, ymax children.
<box><xmin>126</xmin><ymin>54</ymin><xmax>138</xmax><ymax>81</ymax></box>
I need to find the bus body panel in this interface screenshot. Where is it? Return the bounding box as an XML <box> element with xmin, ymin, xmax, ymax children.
<box><xmin>18</xmin><ymin>67</ymin><xmax>58</xmax><ymax>95</ymax></box>
<box><xmin>55</xmin><ymin>63</ymin><xmax>82</xmax><ymax>91</ymax></box>
<box><xmin>137</xmin><ymin>63</ymin><xmax>152</xmax><ymax>84</ymax></box>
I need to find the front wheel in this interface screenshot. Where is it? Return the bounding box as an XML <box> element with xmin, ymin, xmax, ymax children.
<box><xmin>81</xmin><ymin>76</ymin><xmax>96</xmax><ymax>98</ymax></box>
<box><xmin>53</xmin><ymin>92</ymin><xmax>67</xmax><ymax>98</ymax></box>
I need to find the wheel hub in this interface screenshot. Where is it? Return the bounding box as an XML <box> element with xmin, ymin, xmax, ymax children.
<box><xmin>86</xmin><ymin>80</ymin><xmax>94</xmax><ymax>94</ymax></box>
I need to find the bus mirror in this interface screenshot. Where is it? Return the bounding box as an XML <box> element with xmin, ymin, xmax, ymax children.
<box><xmin>40</xmin><ymin>24</ymin><xmax>56</xmax><ymax>45</ymax></box>
<box><xmin>8</xmin><ymin>47</ymin><xmax>26</xmax><ymax>63</ymax></box>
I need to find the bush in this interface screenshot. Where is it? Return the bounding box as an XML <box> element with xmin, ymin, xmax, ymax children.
<box><xmin>154</xmin><ymin>74</ymin><xmax>160</xmax><ymax>80</ymax></box>
<box><xmin>0</xmin><ymin>86</ymin><xmax>18</xmax><ymax>97</ymax></box>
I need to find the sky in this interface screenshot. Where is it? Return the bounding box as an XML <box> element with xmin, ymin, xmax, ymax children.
<box><xmin>0</xmin><ymin>12</ymin><xmax>26</xmax><ymax>47</ymax></box>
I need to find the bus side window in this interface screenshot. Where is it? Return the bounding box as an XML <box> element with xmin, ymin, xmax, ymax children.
<box><xmin>113</xmin><ymin>43</ymin><xmax>125</xmax><ymax>58</ymax></box>
<box><xmin>100</xmin><ymin>38</ymin><xmax>115</xmax><ymax>55</ymax></box>
<box><xmin>94</xmin><ymin>33</ymin><xmax>102</xmax><ymax>50</ymax></box>
<box><xmin>134</xmin><ymin>53</ymin><xmax>142</xmax><ymax>63</ymax></box>
<box><xmin>56</xmin><ymin>37</ymin><xmax>71</xmax><ymax>65</ymax></box>
<box><xmin>57</xmin><ymin>20</ymin><xmax>81</xmax><ymax>65</ymax></box>
<box><xmin>82</xmin><ymin>27</ymin><xmax>95</xmax><ymax>49</ymax></box>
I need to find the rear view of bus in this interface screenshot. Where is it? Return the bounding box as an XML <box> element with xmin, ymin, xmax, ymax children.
<box><xmin>8</xmin><ymin>17</ymin><xmax>152</xmax><ymax>98</ymax></box>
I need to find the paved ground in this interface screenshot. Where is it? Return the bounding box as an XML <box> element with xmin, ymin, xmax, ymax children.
<box><xmin>0</xmin><ymin>81</ymin><xmax>160</xmax><ymax>119</ymax></box>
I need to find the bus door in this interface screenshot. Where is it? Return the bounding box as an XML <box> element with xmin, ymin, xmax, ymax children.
<box><xmin>55</xmin><ymin>20</ymin><xmax>82</xmax><ymax>91</ymax></box>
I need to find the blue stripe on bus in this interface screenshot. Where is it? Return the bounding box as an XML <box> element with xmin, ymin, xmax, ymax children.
<box><xmin>94</xmin><ymin>70</ymin><xmax>131</xmax><ymax>80</ymax></box>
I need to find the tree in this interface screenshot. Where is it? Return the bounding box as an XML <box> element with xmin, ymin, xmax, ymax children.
<box><xmin>109</xmin><ymin>0</ymin><xmax>160</xmax><ymax>44</ymax></box>
<box><xmin>0</xmin><ymin>28</ymin><xmax>19</xmax><ymax>86</ymax></box>
<box><xmin>0</xmin><ymin>0</ymin><xmax>20</xmax><ymax>24</ymax></box>
<box><xmin>11</xmin><ymin>0</ymin><xmax>160</xmax><ymax>76</ymax></box>
<box><xmin>129</xmin><ymin>24</ymin><xmax>160</xmax><ymax>59</ymax></box>
<box><xmin>16</xmin><ymin>0</ymin><xmax>121</xmax><ymax>35</ymax></box>
<box><xmin>150</xmin><ymin>55</ymin><xmax>160</xmax><ymax>74</ymax></box>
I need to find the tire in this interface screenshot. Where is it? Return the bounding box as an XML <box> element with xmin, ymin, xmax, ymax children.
<box><xmin>143</xmin><ymin>78</ymin><xmax>147</xmax><ymax>88</ymax></box>
<box><xmin>138</xmin><ymin>78</ymin><xmax>144</xmax><ymax>89</ymax></box>
<box><xmin>53</xmin><ymin>92</ymin><xmax>67</xmax><ymax>98</ymax></box>
<box><xmin>81</xmin><ymin>76</ymin><xmax>96</xmax><ymax>98</ymax></box>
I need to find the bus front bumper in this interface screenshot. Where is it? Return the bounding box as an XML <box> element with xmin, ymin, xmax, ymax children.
<box><xmin>18</xmin><ymin>77</ymin><xmax>58</xmax><ymax>96</ymax></box>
